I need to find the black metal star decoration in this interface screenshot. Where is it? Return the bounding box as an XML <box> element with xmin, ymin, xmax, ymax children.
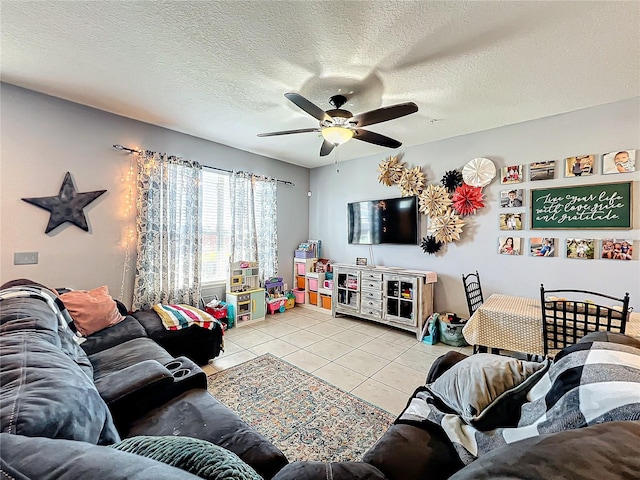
<box><xmin>22</xmin><ymin>172</ymin><xmax>107</xmax><ymax>234</ymax></box>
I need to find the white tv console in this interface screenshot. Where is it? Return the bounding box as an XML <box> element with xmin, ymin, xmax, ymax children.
<box><xmin>331</xmin><ymin>264</ymin><xmax>437</xmax><ymax>339</ymax></box>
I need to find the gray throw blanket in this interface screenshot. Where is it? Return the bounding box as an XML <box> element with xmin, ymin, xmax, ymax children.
<box><xmin>399</xmin><ymin>341</ymin><xmax>640</xmax><ymax>464</ymax></box>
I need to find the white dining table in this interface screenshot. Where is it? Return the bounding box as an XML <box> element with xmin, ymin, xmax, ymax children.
<box><xmin>462</xmin><ymin>293</ymin><xmax>640</xmax><ymax>356</ymax></box>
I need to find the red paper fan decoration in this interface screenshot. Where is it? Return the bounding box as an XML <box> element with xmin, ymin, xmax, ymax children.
<box><xmin>452</xmin><ymin>183</ymin><xmax>485</xmax><ymax>216</ymax></box>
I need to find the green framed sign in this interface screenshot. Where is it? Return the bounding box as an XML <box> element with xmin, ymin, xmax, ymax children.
<box><xmin>530</xmin><ymin>181</ymin><xmax>633</xmax><ymax>229</ymax></box>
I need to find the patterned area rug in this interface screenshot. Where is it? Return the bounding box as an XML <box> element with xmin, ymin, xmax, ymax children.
<box><xmin>207</xmin><ymin>354</ymin><xmax>395</xmax><ymax>462</ymax></box>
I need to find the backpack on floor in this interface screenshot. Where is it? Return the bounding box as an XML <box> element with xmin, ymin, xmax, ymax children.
<box><xmin>421</xmin><ymin>313</ymin><xmax>440</xmax><ymax>345</ymax></box>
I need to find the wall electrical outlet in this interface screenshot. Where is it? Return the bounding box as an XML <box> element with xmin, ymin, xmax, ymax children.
<box><xmin>14</xmin><ymin>252</ymin><xmax>38</xmax><ymax>265</ymax></box>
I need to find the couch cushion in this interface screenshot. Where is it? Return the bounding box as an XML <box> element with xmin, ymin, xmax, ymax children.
<box><xmin>0</xmin><ymin>321</ymin><xmax>119</xmax><ymax>444</ymax></box>
<box><xmin>272</xmin><ymin>461</ymin><xmax>387</xmax><ymax>480</ymax></box>
<box><xmin>81</xmin><ymin>315</ymin><xmax>148</xmax><ymax>356</ymax></box>
<box><xmin>579</xmin><ymin>331</ymin><xmax>640</xmax><ymax>348</ymax></box>
<box><xmin>88</xmin><ymin>337</ymin><xmax>174</xmax><ymax>380</ymax></box>
<box><xmin>1</xmin><ymin>288</ymin><xmax>93</xmax><ymax>378</ymax></box>
<box><xmin>362</xmin><ymin>422</ymin><xmax>463</xmax><ymax>480</ymax></box>
<box><xmin>59</xmin><ymin>285</ymin><xmax>125</xmax><ymax>336</ymax></box>
<box><xmin>0</xmin><ymin>433</ymin><xmax>202</xmax><ymax>480</ymax></box>
<box><xmin>112</xmin><ymin>435</ymin><xmax>262</xmax><ymax>480</ymax></box>
<box><xmin>427</xmin><ymin>354</ymin><xmax>549</xmax><ymax>430</ymax></box>
<box><xmin>123</xmin><ymin>389</ymin><xmax>289</xmax><ymax>480</ymax></box>
<box><xmin>449</xmin><ymin>421</ymin><xmax>640</xmax><ymax>480</ymax></box>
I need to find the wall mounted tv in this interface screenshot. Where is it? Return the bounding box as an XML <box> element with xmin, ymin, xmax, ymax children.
<box><xmin>348</xmin><ymin>196</ymin><xmax>419</xmax><ymax>245</ymax></box>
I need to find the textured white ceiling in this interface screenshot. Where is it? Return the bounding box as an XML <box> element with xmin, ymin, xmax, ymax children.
<box><xmin>1</xmin><ymin>1</ymin><xmax>639</xmax><ymax>168</ymax></box>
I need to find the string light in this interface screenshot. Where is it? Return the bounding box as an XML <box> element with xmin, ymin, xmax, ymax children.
<box><xmin>119</xmin><ymin>150</ymin><xmax>138</xmax><ymax>302</ymax></box>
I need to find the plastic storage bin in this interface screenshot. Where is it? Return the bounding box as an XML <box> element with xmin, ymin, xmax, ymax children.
<box><xmin>295</xmin><ymin>250</ymin><xmax>315</xmax><ymax>259</ymax></box>
<box><xmin>296</xmin><ymin>263</ymin><xmax>306</xmax><ymax>275</ymax></box>
<box><xmin>320</xmin><ymin>294</ymin><xmax>331</xmax><ymax>309</ymax></box>
<box><xmin>293</xmin><ymin>289</ymin><xmax>305</xmax><ymax>304</ymax></box>
<box><xmin>309</xmin><ymin>291</ymin><xmax>318</xmax><ymax>305</ymax></box>
<box><xmin>308</xmin><ymin>278</ymin><xmax>318</xmax><ymax>291</ymax></box>
<box><xmin>296</xmin><ymin>276</ymin><xmax>305</xmax><ymax>289</ymax></box>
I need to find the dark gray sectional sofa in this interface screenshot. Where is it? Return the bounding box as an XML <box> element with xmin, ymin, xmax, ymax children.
<box><xmin>0</xmin><ymin>285</ymin><xmax>287</xmax><ymax>479</ymax></box>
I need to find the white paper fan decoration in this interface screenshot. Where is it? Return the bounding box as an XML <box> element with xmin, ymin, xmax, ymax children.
<box><xmin>462</xmin><ymin>158</ymin><xmax>496</xmax><ymax>187</ymax></box>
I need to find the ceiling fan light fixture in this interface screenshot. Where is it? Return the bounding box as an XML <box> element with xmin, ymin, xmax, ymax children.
<box><xmin>321</xmin><ymin>126</ymin><xmax>354</xmax><ymax>145</ymax></box>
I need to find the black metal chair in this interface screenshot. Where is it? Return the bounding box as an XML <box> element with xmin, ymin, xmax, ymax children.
<box><xmin>462</xmin><ymin>271</ymin><xmax>488</xmax><ymax>354</ymax></box>
<box><xmin>462</xmin><ymin>271</ymin><xmax>484</xmax><ymax>317</ymax></box>
<box><xmin>540</xmin><ymin>284</ymin><xmax>630</xmax><ymax>357</ymax></box>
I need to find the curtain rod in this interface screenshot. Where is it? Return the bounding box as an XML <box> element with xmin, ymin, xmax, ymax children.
<box><xmin>113</xmin><ymin>144</ymin><xmax>295</xmax><ymax>186</ymax></box>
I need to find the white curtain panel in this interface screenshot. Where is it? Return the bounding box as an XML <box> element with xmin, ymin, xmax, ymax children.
<box><xmin>230</xmin><ymin>172</ymin><xmax>278</xmax><ymax>282</ymax></box>
<box><xmin>132</xmin><ymin>151</ymin><xmax>202</xmax><ymax>310</ymax></box>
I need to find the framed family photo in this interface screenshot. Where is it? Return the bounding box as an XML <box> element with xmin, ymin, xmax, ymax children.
<box><xmin>601</xmin><ymin>239</ymin><xmax>633</xmax><ymax>260</ymax></box>
<box><xmin>500</xmin><ymin>189</ymin><xmax>524</xmax><ymax>208</ymax></box>
<box><xmin>500</xmin><ymin>213</ymin><xmax>522</xmax><ymax>231</ymax></box>
<box><xmin>530</xmin><ymin>237</ymin><xmax>557</xmax><ymax>257</ymax></box>
<box><xmin>500</xmin><ymin>165</ymin><xmax>524</xmax><ymax>184</ymax></box>
<box><xmin>498</xmin><ymin>236</ymin><xmax>522</xmax><ymax>255</ymax></box>
<box><xmin>529</xmin><ymin>161</ymin><xmax>555</xmax><ymax>181</ymax></box>
<box><xmin>565</xmin><ymin>155</ymin><xmax>594</xmax><ymax>177</ymax></box>
<box><xmin>602</xmin><ymin>150</ymin><xmax>636</xmax><ymax>175</ymax></box>
<box><xmin>566</xmin><ymin>238</ymin><xmax>595</xmax><ymax>259</ymax></box>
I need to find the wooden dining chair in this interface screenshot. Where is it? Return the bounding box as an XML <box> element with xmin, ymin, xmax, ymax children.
<box><xmin>540</xmin><ymin>284</ymin><xmax>630</xmax><ymax>357</ymax></box>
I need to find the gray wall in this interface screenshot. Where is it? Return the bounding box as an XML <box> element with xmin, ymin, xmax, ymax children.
<box><xmin>1</xmin><ymin>84</ymin><xmax>310</xmax><ymax>307</ymax></box>
<box><xmin>309</xmin><ymin>98</ymin><xmax>640</xmax><ymax>314</ymax></box>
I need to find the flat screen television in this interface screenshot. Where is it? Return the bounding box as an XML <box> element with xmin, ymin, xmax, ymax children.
<box><xmin>348</xmin><ymin>196</ymin><xmax>419</xmax><ymax>245</ymax></box>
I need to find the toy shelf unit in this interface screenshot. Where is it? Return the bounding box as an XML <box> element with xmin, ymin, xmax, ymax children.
<box><xmin>293</xmin><ymin>256</ymin><xmax>332</xmax><ymax>310</ymax></box>
<box><xmin>265</xmin><ymin>277</ymin><xmax>287</xmax><ymax>314</ymax></box>
<box><xmin>293</xmin><ymin>257</ymin><xmax>316</xmax><ymax>304</ymax></box>
<box><xmin>332</xmin><ymin>264</ymin><xmax>437</xmax><ymax>339</ymax></box>
<box><xmin>306</xmin><ymin>271</ymin><xmax>332</xmax><ymax>310</ymax></box>
<box><xmin>225</xmin><ymin>260</ymin><xmax>265</xmax><ymax>327</ymax></box>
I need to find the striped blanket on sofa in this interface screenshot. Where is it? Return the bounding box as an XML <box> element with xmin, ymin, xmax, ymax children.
<box><xmin>152</xmin><ymin>304</ymin><xmax>220</xmax><ymax>331</ymax></box>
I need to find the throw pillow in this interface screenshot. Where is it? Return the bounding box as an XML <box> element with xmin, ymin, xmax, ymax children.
<box><xmin>60</xmin><ymin>286</ymin><xmax>125</xmax><ymax>336</ymax></box>
<box><xmin>111</xmin><ymin>436</ymin><xmax>262</xmax><ymax>480</ymax></box>
<box><xmin>427</xmin><ymin>353</ymin><xmax>549</xmax><ymax>430</ymax></box>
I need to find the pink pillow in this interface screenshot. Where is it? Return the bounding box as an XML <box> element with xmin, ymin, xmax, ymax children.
<box><xmin>60</xmin><ymin>286</ymin><xmax>125</xmax><ymax>336</ymax></box>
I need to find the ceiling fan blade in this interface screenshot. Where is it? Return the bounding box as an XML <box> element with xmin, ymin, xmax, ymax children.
<box><xmin>257</xmin><ymin>128</ymin><xmax>319</xmax><ymax>137</ymax></box>
<box><xmin>353</xmin><ymin>129</ymin><xmax>402</xmax><ymax>149</ymax></box>
<box><xmin>350</xmin><ymin>102</ymin><xmax>418</xmax><ymax>128</ymax></box>
<box><xmin>320</xmin><ymin>140</ymin><xmax>336</xmax><ymax>156</ymax></box>
<box><xmin>285</xmin><ymin>93</ymin><xmax>332</xmax><ymax>123</ymax></box>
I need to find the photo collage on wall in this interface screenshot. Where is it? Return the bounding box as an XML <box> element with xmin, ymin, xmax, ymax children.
<box><xmin>496</xmin><ymin>149</ymin><xmax>636</xmax><ymax>260</ymax></box>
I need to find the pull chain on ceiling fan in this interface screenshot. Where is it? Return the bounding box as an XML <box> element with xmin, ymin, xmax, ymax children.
<box><xmin>258</xmin><ymin>93</ymin><xmax>418</xmax><ymax>156</ymax></box>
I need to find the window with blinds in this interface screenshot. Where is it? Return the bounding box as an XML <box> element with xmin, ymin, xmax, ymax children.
<box><xmin>201</xmin><ymin>169</ymin><xmax>278</xmax><ymax>284</ymax></box>
<box><xmin>201</xmin><ymin>170</ymin><xmax>231</xmax><ymax>283</ymax></box>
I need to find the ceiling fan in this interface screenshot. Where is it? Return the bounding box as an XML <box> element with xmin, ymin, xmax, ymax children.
<box><xmin>258</xmin><ymin>93</ymin><xmax>418</xmax><ymax>156</ymax></box>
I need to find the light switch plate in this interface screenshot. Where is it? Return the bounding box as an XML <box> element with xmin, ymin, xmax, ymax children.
<box><xmin>14</xmin><ymin>252</ymin><xmax>38</xmax><ymax>265</ymax></box>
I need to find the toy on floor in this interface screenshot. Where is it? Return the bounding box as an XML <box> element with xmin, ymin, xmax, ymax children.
<box><xmin>265</xmin><ymin>277</ymin><xmax>286</xmax><ymax>314</ymax></box>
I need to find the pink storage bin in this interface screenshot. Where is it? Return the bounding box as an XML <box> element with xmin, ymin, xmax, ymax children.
<box><xmin>293</xmin><ymin>289</ymin><xmax>305</xmax><ymax>304</ymax></box>
<box><xmin>308</xmin><ymin>278</ymin><xmax>318</xmax><ymax>291</ymax></box>
<box><xmin>296</xmin><ymin>263</ymin><xmax>306</xmax><ymax>275</ymax></box>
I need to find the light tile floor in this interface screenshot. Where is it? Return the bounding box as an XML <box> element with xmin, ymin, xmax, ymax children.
<box><xmin>203</xmin><ymin>307</ymin><xmax>472</xmax><ymax>416</ymax></box>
